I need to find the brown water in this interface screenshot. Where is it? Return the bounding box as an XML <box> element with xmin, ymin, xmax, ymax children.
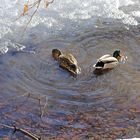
<box><xmin>0</xmin><ymin>25</ymin><xmax>140</xmax><ymax>139</ymax></box>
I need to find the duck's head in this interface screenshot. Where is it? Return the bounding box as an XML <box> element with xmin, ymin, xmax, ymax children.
<box><xmin>52</xmin><ymin>49</ymin><xmax>62</xmax><ymax>60</ymax></box>
<box><xmin>113</xmin><ymin>49</ymin><xmax>121</xmax><ymax>61</ymax></box>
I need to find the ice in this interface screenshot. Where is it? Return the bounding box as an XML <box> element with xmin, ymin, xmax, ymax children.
<box><xmin>0</xmin><ymin>0</ymin><xmax>140</xmax><ymax>54</ymax></box>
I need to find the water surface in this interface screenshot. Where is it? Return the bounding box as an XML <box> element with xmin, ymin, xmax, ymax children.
<box><xmin>0</xmin><ymin>0</ymin><xmax>140</xmax><ymax>139</ymax></box>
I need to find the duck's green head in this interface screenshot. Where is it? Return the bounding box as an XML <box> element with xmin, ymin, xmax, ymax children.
<box><xmin>113</xmin><ymin>49</ymin><xmax>121</xmax><ymax>60</ymax></box>
<box><xmin>52</xmin><ymin>49</ymin><xmax>62</xmax><ymax>60</ymax></box>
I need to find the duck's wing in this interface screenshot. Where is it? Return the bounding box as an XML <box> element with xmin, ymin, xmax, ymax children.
<box><xmin>93</xmin><ymin>54</ymin><xmax>111</xmax><ymax>69</ymax></box>
<box><xmin>101</xmin><ymin>56</ymin><xmax>118</xmax><ymax>69</ymax></box>
<box><xmin>59</xmin><ymin>53</ymin><xmax>78</xmax><ymax>67</ymax></box>
<box><xmin>65</xmin><ymin>53</ymin><xmax>78</xmax><ymax>65</ymax></box>
<box><xmin>94</xmin><ymin>55</ymin><xmax>118</xmax><ymax>69</ymax></box>
<box><xmin>59</xmin><ymin>53</ymin><xmax>81</xmax><ymax>75</ymax></box>
<box><xmin>100</xmin><ymin>56</ymin><xmax>117</xmax><ymax>63</ymax></box>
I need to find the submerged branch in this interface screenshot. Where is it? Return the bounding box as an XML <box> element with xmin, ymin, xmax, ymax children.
<box><xmin>41</xmin><ymin>96</ymin><xmax>48</xmax><ymax>118</ymax></box>
<box><xmin>0</xmin><ymin>123</ymin><xmax>41</xmax><ymax>140</ymax></box>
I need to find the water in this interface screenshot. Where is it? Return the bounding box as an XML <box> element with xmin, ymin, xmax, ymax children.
<box><xmin>0</xmin><ymin>0</ymin><xmax>140</xmax><ymax>139</ymax></box>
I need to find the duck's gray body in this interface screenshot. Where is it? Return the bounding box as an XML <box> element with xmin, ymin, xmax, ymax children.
<box><xmin>93</xmin><ymin>54</ymin><xmax>119</xmax><ymax>70</ymax></box>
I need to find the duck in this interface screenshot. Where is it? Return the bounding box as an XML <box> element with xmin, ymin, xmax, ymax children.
<box><xmin>93</xmin><ymin>49</ymin><xmax>122</xmax><ymax>74</ymax></box>
<box><xmin>52</xmin><ymin>49</ymin><xmax>81</xmax><ymax>75</ymax></box>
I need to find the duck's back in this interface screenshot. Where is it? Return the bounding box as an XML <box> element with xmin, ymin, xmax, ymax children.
<box><xmin>98</xmin><ymin>54</ymin><xmax>111</xmax><ymax>61</ymax></box>
<box><xmin>60</xmin><ymin>53</ymin><xmax>77</xmax><ymax>65</ymax></box>
<box><xmin>94</xmin><ymin>55</ymin><xmax>118</xmax><ymax>69</ymax></box>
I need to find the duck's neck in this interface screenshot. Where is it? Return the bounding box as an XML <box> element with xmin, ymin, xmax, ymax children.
<box><xmin>113</xmin><ymin>52</ymin><xmax>121</xmax><ymax>61</ymax></box>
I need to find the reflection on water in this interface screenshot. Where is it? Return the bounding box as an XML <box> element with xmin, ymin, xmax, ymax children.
<box><xmin>0</xmin><ymin>25</ymin><xmax>140</xmax><ymax>139</ymax></box>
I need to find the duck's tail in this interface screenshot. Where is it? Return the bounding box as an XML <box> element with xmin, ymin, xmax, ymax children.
<box><xmin>93</xmin><ymin>61</ymin><xmax>104</xmax><ymax>69</ymax></box>
<box><xmin>93</xmin><ymin>65</ymin><xmax>103</xmax><ymax>69</ymax></box>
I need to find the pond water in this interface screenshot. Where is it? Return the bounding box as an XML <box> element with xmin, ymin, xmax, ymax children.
<box><xmin>0</xmin><ymin>0</ymin><xmax>140</xmax><ymax>139</ymax></box>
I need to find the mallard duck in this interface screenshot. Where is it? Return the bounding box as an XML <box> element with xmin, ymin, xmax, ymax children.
<box><xmin>52</xmin><ymin>49</ymin><xmax>81</xmax><ymax>75</ymax></box>
<box><xmin>93</xmin><ymin>49</ymin><xmax>122</xmax><ymax>72</ymax></box>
